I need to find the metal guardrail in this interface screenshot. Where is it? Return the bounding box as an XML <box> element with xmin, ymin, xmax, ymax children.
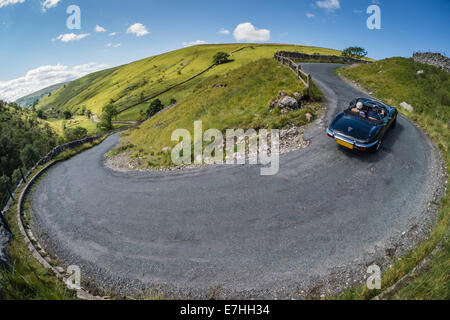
<box><xmin>274</xmin><ymin>53</ymin><xmax>313</xmax><ymax>96</ymax></box>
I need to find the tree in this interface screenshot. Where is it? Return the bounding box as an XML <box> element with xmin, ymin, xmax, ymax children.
<box><xmin>170</xmin><ymin>98</ymin><xmax>177</xmax><ymax>105</ymax></box>
<box><xmin>342</xmin><ymin>47</ymin><xmax>368</xmax><ymax>58</ymax></box>
<box><xmin>12</xmin><ymin>169</ymin><xmax>22</xmax><ymax>187</ymax></box>
<box><xmin>97</xmin><ymin>104</ymin><xmax>118</xmax><ymax>131</ymax></box>
<box><xmin>64</xmin><ymin>126</ymin><xmax>88</xmax><ymax>141</ymax></box>
<box><xmin>146</xmin><ymin>99</ymin><xmax>164</xmax><ymax>119</ymax></box>
<box><xmin>63</xmin><ymin>110</ymin><xmax>72</xmax><ymax>119</ymax></box>
<box><xmin>36</xmin><ymin>109</ymin><xmax>46</xmax><ymax>119</ymax></box>
<box><xmin>86</xmin><ymin>109</ymin><xmax>92</xmax><ymax>119</ymax></box>
<box><xmin>20</xmin><ymin>144</ymin><xmax>40</xmax><ymax>169</ymax></box>
<box><xmin>213</xmin><ymin>52</ymin><xmax>230</xmax><ymax>65</ymax></box>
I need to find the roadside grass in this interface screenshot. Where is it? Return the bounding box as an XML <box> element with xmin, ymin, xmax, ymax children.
<box><xmin>111</xmin><ymin>58</ymin><xmax>323</xmax><ymax>168</ymax></box>
<box><xmin>45</xmin><ymin>116</ymin><xmax>127</xmax><ymax>137</ymax></box>
<box><xmin>336</xmin><ymin>57</ymin><xmax>449</xmax><ymax>300</ymax></box>
<box><xmin>0</xmin><ymin>136</ymin><xmax>110</xmax><ymax>300</ymax></box>
<box><xmin>38</xmin><ymin>44</ymin><xmax>339</xmax><ymax>117</ymax></box>
<box><xmin>393</xmin><ymin>235</ymin><xmax>449</xmax><ymax>299</ymax></box>
<box><xmin>0</xmin><ymin>164</ymin><xmax>75</xmax><ymax>300</ymax></box>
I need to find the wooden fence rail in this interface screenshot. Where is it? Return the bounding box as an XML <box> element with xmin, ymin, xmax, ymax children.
<box><xmin>274</xmin><ymin>53</ymin><xmax>312</xmax><ymax>97</ymax></box>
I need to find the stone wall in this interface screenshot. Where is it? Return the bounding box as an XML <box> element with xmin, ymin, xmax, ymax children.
<box><xmin>275</xmin><ymin>51</ymin><xmax>372</xmax><ymax>65</ymax></box>
<box><xmin>412</xmin><ymin>52</ymin><xmax>450</xmax><ymax>73</ymax></box>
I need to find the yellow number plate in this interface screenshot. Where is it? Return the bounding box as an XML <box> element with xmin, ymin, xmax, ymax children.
<box><xmin>336</xmin><ymin>139</ymin><xmax>354</xmax><ymax>150</ymax></box>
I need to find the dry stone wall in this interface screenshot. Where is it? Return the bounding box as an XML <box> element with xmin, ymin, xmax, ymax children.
<box><xmin>413</xmin><ymin>52</ymin><xmax>450</xmax><ymax>73</ymax></box>
<box><xmin>276</xmin><ymin>51</ymin><xmax>372</xmax><ymax>65</ymax></box>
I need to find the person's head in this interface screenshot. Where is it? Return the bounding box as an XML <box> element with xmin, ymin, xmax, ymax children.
<box><xmin>356</xmin><ymin>102</ymin><xmax>364</xmax><ymax>110</ymax></box>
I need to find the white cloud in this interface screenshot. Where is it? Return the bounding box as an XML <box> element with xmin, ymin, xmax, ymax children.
<box><xmin>52</xmin><ymin>33</ymin><xmax>90</xmax><ymax>42</ymax></box>
<box><xmin>109</xmin><ymin>32</ymin><xmax>117</xmax><ymax>36</ymax></box>
<box><xmin>315</xmin><ymin>0</ymin><xmax>340</xmax><ymax>12</ymax></box>
<box><xmin>41</xmin><ymin>0</ymin><xmax>60</xmax><ymax>12</ymax></box>
<box><xmin>306</xmin><ymin>13</ymin><xmax>315</xmax><ymax>18</ymax></box>
<box><xmin>0</xmin><ymin>62</ymin><xmax>108</xmax><ymax>102</ymax></box>
<box><xmin>0</xmin><ymin>0</ymin><xmax>25</xmax><ymax>8</ymax></box>
<box><xmin>107</xmin><ymin>42</ymin><xmax>121</xmax><ymax>48</ymax></box>
<box><xmin>219</xmin><ymin>28</ymin><xmax>230</xmax><ymax>35</ymax></box>
<box><xmin>126</xmin><ymin>23</ymin><xmax>149</xmax><ymax>37</ymax></box>
<box><xmin>94</xmin><ymin>25</ymin><xmax>106</xmax><ymax>32</ymax></box>
<box><xmin>233</xmin><ymin>22</ymin><xmax>270</xmax><ymax>42</ymax></box>
<box><xmin>182</xmin><ymin>40</ymin><xmax>208</xmax><ymax>47</ymax></box>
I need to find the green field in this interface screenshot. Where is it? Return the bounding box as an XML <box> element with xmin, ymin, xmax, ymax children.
<box><xmin>38</xmin><ymin>44</ymin><xmax>341</xmax><ymax>119</ymax></box>
<box><xmin>337</xmin><ymin>57</ymin><xmax>450</xmax><ymax>300</ymax></box>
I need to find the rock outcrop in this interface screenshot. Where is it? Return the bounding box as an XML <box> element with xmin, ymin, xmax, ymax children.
<box><xmin>269</xmin><ymin>91</ymin><xmax>303</xmax><ymax>112</ymax></box>
<box><xmin>413</xmin><ymin>52</ymin><xmax>450</xmax><ymax>73</ymax></box>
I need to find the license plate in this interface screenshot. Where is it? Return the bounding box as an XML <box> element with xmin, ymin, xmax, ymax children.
<box><xmin>336</xmin><ymin>139</ymin><xmax>354</xmax><ymax>150</ymax></box>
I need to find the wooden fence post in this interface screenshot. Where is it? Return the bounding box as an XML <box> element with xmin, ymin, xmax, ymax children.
<box><xmin>307</xmin><ymin>74</ymin><xmax>312</xmax><ymax>97</ymax></box>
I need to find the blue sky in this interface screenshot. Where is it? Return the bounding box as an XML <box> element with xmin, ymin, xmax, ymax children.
<box><xmin>0</xmin><ymin>0</ymin><xmax>449</xmax><ymax>101</ymax></box>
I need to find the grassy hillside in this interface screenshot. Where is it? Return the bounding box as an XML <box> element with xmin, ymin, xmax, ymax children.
<box><xmin>337</xmin><ymin>57</ymin><xmax>449</xmax><ymax>300</ymax></box>
<box><xmin>15</xmin><ymin>82</ymin><xmax>66</xmax><ymax>107</ymax></box>
<box><xmin>112</xmin><ymin>57</ymin><xmax>322</xmax><ymax>168</ymax></box>
<box><xmin>38</xmin><ymin>44</ymin><xmax>341</xmax><ymax>119</ymax></box>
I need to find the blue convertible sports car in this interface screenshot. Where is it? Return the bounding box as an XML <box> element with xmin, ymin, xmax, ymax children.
<box><xmin>327</xmin><ymin>98</ymin><xmax>398</xmax><ymax>152</ymax></box>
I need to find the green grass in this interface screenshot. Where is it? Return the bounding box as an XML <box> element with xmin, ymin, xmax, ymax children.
<box><xmin>336</xmin><ymin>57</ymin><xmax>450</xmax><ymax>300</ymax></box>
<box><xmin>45</xmin><ymin>116</ymin><xmax>128</xmax><ymax>137</ymax></box>
<box><xmin>38</xmin><ymin>44</ymin><xmax>340</xmax><ymax>118</ymax></box>
<box><xmin>112</xmin><ymin>58</ymin><xmax>323</xmax><ymax>168</ymax></box>
<box><xmin>393</xmin><ymin>236</ymin><xmax>449</xmax><ymax>300</ymax></box>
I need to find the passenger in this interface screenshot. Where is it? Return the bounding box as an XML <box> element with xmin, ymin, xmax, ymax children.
<box><xmin>356</xmin><ymin>102</ymin><xmax>366</xmax><ymax>118</ymax></box>
<box><xmin>351</xmin><ymin>101</ymin><xmax>364</xmax><ymax>114</ymax></box>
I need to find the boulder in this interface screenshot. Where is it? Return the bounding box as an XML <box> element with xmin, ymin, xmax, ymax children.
<box><xmin>400</xmin><ymin>102</ymin><xmax>414</xmax><ymax>112</ymax></box>
<box><xmin>279</xmin><ymin>96</ymin><xmax>299</xmax><ymax>109</ymax></box>
<box><xmin>306</xmin><ymin>113</ymin><xmax>313</xmax><ymax>122</ymax></box>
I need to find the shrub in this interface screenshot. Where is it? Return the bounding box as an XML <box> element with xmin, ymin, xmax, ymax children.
<box><xmin>64</xmin><ymin>126</ymin><xmax>88</xmax><ymax>141</ymax></box>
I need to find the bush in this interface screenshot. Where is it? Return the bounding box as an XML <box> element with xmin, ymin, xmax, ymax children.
<box><xmin>64</xmin><ymin>126</ymin><xmax>88</xmax><ymax>141</ymax></box>
<box><xmin>213</xmin><ymin>52</ymin><xmax>230</xmax><ymax>65</ymax></box>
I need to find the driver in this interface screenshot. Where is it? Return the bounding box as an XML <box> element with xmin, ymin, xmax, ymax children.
<box><xmin>368</xmin><ymin>107</ymin><xmax>381</xmax><ymax>120</ymax></box>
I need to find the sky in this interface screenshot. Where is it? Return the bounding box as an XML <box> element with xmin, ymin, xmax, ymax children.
<box><xmin>0</xmin><ymin>0</ymin><xmax>449</xmax><ymax>102</ymax></box>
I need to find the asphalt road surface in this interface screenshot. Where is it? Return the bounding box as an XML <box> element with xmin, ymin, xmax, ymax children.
<box><xmin>31</xmin><ymin>63</ymin><xmax>444</xmax><ymax>299</ymax></box>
